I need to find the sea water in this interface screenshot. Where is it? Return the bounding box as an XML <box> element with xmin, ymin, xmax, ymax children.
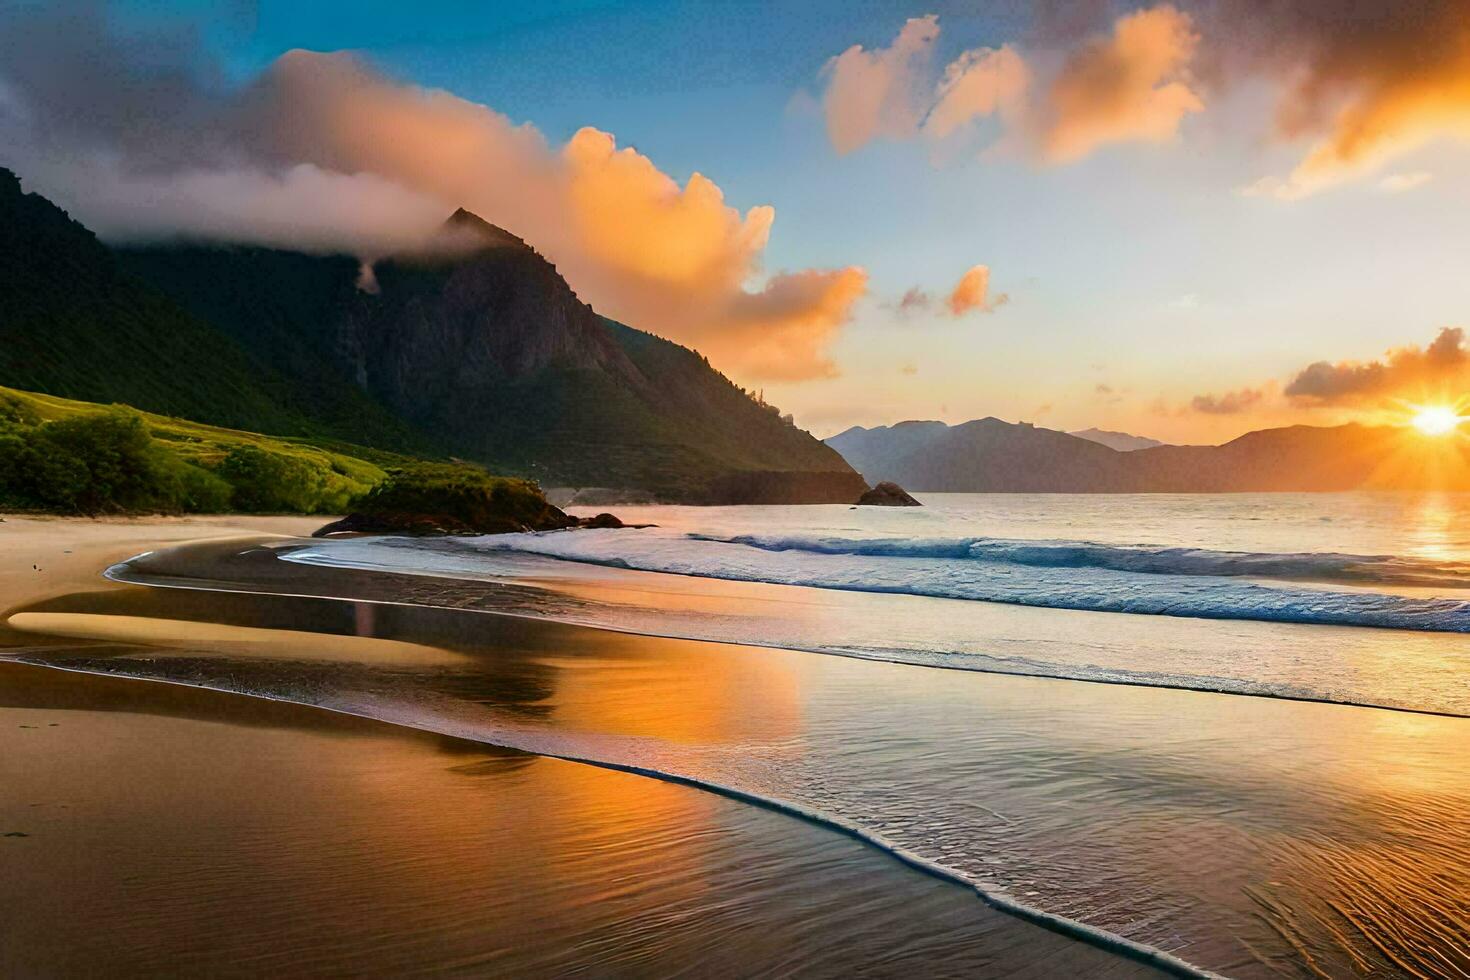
<box><xmin>289</xmin><ymin>492</ymin><xmax>1470</xmax><ymax>716</ymax></box>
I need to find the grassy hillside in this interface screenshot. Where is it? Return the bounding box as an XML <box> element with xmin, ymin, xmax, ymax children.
<box><xmin>119</xmin><ymin>237</ymin><xmax>863</xmax><ymax>501</ymax></box>
<box><xmin>0</xmin><ymin>386</ymin><xmax>392</xmax><ymax>515</ymax></box>
<box><xmin>4</xmin><ymin>168</ymin><xmax>861</xmax><ymax>502</ymax></box>
<box><xmin>0</xmin><ymin>168</ymin><xmax>422</xmax><ymax>450</ymax></box>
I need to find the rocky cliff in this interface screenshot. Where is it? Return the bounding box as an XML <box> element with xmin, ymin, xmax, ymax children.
<box><xmin>116</xmin><ymin>207</ymin><xmax>863</xmax><ymax>502</ymax></box>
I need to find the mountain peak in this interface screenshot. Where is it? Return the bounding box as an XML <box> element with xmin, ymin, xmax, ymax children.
<box><xmin>440</xmin><ymin>208</ymin><xmax>527</xmax><ymax>251</ymax></box>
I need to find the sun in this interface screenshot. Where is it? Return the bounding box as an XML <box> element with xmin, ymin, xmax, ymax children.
<box><xmin>1410</xmin><ymin>406</ymin><xmax>1463</xmax><ymax>437</ymax></box>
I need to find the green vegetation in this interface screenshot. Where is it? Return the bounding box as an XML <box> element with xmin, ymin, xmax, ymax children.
<box><xmin>0</xmin><ymin>168</ymin><xmax>421</xmax><ymax>449</ymax></box>
<box><xmin>0</xmin><ymin>387</ymin><xmax>385</xmax><ymax>516</ymax></box>
<box><xmin>345</xmin><ymin>463</ymin><xmax>573</xmax><ymax>533</ymax></box>
<box><xmin>0</xmin><ymin>386</ymin><xmax>584</xmax><ymax>524</ymax></box>
<box><xmin>3</xmin><ymin>167</ymin><xmax>861</xmax><ymax>502</ymax></box>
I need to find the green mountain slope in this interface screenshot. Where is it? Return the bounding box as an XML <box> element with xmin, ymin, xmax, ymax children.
<box><xmin>118</xmin><ymin>213</ymin><xmax>863</xmax><ymax>501</ymax></box>
<box><xmin>0</xmin><ymin>168</ymin><xmax>418</xmax><ymax>449</ymax></box>
<box><xmin>3</xmin><ymin>167</ymin><xmax>862</xmax><ymax>501</ymax></box>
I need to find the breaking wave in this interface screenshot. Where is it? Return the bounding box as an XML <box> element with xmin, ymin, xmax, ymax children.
<box><xmin>691</xmin><ymin>533</ymin><xmax>1470</xmax><ymax>588</ymax></box>
<box><xmin>469</xmin><ymin>530</ymin><xmax>1470</xmax><ymax>633</ymax></box>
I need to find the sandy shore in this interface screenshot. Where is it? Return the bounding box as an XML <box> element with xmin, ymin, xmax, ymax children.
<box><xmin>0</xmin><ymin>517</ymin><xmax>1163</xmax><ymax>977</ymax></box>
<box><xmin>0</xmin><ymin>513</ymin><xmax>327</xmax><ymax>608</ymax></box>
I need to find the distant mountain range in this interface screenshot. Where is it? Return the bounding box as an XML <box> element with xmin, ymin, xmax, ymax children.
<box><xmin>827</xmin><ymin>417</ymin><xmax>1469</xmax><ymax>492</ymax></box>
<box><xmin>1068</xmin><ymin>427</ymin><xmax>1165</xmax><ymax>452</ymax></box>
<box><xmin>0</xmin><ymin>167</ymin><xmax>863</xmax><ymax>503</ymax></box>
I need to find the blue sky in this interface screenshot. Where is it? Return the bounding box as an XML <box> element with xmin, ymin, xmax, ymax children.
<box><xmin>33</xmin><ymin>1</ymin><xmax>1470</xmax><ymax>439</ymax></box>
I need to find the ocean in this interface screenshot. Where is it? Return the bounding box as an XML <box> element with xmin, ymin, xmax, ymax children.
<box><xmin>30</xmin><ymin>494</ymin><xmax>1469</xmax><ymax>977</ymax></box>
<box><xmin>289</xmin><ymin>491</ymin><xmax>1470</xmax><ymax>716</ymax></box>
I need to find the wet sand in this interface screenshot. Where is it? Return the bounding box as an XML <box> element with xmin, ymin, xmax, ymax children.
<box><xmin>0</xmin><ymin>518</ymin><xmax>1165</xmax><ymax>978</ymax></box>
<box><xmin>5</xmin><ymin>519</ymin><xmax>1468</xmax><ymax>978</ymax></box>
<box><xmin>2</xmin><ymin>662</ymin><xmax>1162</xmax><ymax>978</ymax></box>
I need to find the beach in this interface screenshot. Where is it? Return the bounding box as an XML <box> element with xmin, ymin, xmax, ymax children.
<box><xmin>1</xmin><ymin>516</ymin><xmax>1173</xmax><ymax>978</ymax></box>
<box><xmin>4</xmin><ymin>511</ymin><xmax>1468</xmax><ymax>978</ymax></box>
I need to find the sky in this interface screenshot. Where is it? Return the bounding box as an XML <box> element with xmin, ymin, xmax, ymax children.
<box><xmin>2</xmin><ymin>0</ymin><xmax>1469</xmax><ymax>443</ymax></box>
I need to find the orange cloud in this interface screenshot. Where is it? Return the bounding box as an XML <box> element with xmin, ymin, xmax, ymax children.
<box><xmin>924</xmin><ymin>45</ymin><xmax>1029</xmax><ymax>140</ymax></box>
<box><xmin>0</xmin><ymin>16</ymin><xmax>863</xmax><ymax>383</ymax></box>
<box><xmin>816</xmin><ymin>6</ymin><xmax>1202</xmax><ymax>164</ymax></box>
<box><xmin>1179</xmin><ymin>329</ymin><xmax>1469</xmax><ymax>425</ymax></box>
<box><xmin>821</xmin><ymin>15</ymin><xmax>939</xmax><ymax>154</ymax></box>
<box><xmin>1039</xmin><ymin>4</ymin><xmax>1203</xmax><ymax>163</ymax></box>
<box><xmin>720</xmin><ymin>268</ymin><xmax>869</xmax><ymax>381</ymax></box>
<box><xmin>1285</xmin><ymin>328</ymin><xmax>1468</xmax><ymax>407</ymax></box>
<box><xmin>946</xmin><ymin>265</ymin><xmax>1007</xmax><ymax>316</ymax></box>
<box><xmin>1236</xmin><ymin>1</ymin><xmax>1470</xmax><ymax>197</ymax></box>
<box><xmin>258</xmin><ymin>52</ymin><xmax>865</xmax><ymax>382</ymax></box>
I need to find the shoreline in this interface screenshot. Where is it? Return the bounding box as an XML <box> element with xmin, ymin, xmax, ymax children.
<box><xmin>0</xmin><ymin>516</ymin><xmax>1177</xmax><ymax>977</ymax></box>
<box><xmin>5</xmin><ymin>517</ymin><xmax>1466</xmax><ymax>979</ymax></box>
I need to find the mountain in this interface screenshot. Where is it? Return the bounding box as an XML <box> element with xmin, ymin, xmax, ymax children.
<box><xmin>829</xmin><ymin>419</ymin><xmax>1137</xmax><ymax>491</ymax></box>
<box><xmin>0</xmin><ymin>167</ymin><xmax>415</xmax><ymax>446</ymax></box>
<box><xmin>827</xmin><ymin>417</ymin><xmax>1468</xmax><ymax>492</ymax></box>
<box><xmin>1068</xmin><ymin>427</ymin><xmax>1165</xmax><ymax>452</ymax></box>
<box><xmin>0</xmin><ymin>168</ymin><xmax>863</xmax><ymax>502</ymax></box>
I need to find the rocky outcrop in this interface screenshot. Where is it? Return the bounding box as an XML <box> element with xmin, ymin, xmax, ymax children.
<box><xmin>857</xmin><ymin>481</ymin><xmax>921</xmax><ymax>506</ymax></box>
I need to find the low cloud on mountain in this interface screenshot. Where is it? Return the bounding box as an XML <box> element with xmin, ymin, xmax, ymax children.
<box><xmin>0</xmin><ymin>3</ymin><xmax>865</xmax><ymax>382</ymax></box>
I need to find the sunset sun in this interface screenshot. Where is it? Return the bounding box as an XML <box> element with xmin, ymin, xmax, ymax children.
<box><xmin>1410</xmin><ymin>406</ymin><xmax>1463</xmax><ymax>436</ymax></box>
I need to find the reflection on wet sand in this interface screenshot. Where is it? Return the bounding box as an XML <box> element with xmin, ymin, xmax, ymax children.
<box><xmin>0</xmin><ymin>660</ymin><xmax>1158</xmax><ymax>978</ymax></box>
<box><xmin>5</xmin><ymin>536</ymin><xmax>1468</xmax><ymax>978</ymax></box>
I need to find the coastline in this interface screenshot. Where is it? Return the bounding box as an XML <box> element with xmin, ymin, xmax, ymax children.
<box><xmin>5</xmin><ymin>517</ymin><xmax>1466</xmax><ymax>979</ymax></box>
<box><xmin>0</xmin><ymin>516</ymin><xmax>1171</xmax><ymax>978</ymax></box>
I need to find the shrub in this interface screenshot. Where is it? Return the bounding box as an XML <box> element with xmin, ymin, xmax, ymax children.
<box><xmin>217</xmin><ymin>445</ymin><xmax>328</xmax><ymax>513</ymax></box>
<box><xmin>163</xmin><ymin>456</ymin><xmax>235</xmax><ymax>512</ymax></box>
<box><xmin>36</xmin><ymin>409</ymin><xmax>175</xmax><ymax>513</ymax></box>
<box><xmin>351</xmin><ymin>463</ymin><xmax>569</xmax><ymax>532</ymax></box>
<box><xmin>0</xmin><ymin>392</ymin><xmax>39</xmax><ymax>428</ymax></box>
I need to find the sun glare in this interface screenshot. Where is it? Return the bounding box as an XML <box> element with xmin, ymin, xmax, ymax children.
<box><xmin>1410</xmin><ymin>406</ymin><xmax>1463</xmax><ymax>437</ymax></box>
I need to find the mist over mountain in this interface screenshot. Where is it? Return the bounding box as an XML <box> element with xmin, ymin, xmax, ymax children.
<box><xmin>0</xmin><ymin>167</ymin><xmax>864</xmax><ymax>503</ymax></box>
<box><xmin>0</xmin><ymin>167</ymin><xmax>417</xmax><ymax>446</ymax></box>
<box><xmin>828</xmin><ymin>417</ymin><xmax>1469</xmax><ymax>492</ymax></box>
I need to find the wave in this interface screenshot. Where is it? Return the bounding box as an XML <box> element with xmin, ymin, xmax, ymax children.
<box><xmin>691</xmin><ymin>532</ymin><xmax>1470</xmax><ymax>588</ymax></box>
<box><xmin>466</xmin><ymin>530</ymin><xmax>1470</xmax><ymax>633</ymax></box>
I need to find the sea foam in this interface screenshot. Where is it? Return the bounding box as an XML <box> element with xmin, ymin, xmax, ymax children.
<box><xmin>465</xmin><ymin>529</ymin><xmax>1470</xmax><ymax>633</ymax></box>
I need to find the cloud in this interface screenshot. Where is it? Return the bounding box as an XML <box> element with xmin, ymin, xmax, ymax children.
<box><xmin>25</xmin><ymin>161</ymin><xmax>452</xmax><ymax>257</ymax></box>
<box><xmin>923</xmin><ymin>45</ymin><xmax>1029</xmax><ymax>140</ymax></box>
<box><xmin>814</xmin><ymin>6</ymin><xmax>1202</xmax><ymax>163</ymax></box>
<box><xmin>821</xmin><ymin>15</ymin><xmax>940</xmax><ymax>154</ymax></box>
<box><xmin>1378</xmin><ymin>171</ymin><xmax>1433</xmax><ymax>194</ymax></box>
<box><xmin>814</xmin><ymin>3</ymin><xmax>1470</xmax><ymax>196</ymax></box>
<box><xmin>946</xmin><ymin>265</ymin><xmax>1008</xmax><ymax>316</ymax></box>
<box><xmin>1180</xmin><ymin>328</ymin><xmax>1468</xmax><ymax>422</ymax></box>
<box><xmin>718</xmin><ymin>267</ymin><xmax>868</xmax><ymax>381</ymax></box>
<box><xmin>1037</xmin><ymin>4</ymin><xmax>1203</xmax><ymax>163</ymax></box>
<box><xmin>0</xmin><ymin>4</ymin><xmax>863</xmax><ymax>383</ymax></box>
<box><xmin>1235</xmin><ymin>1</ymin><xmax>1470</xmax><ymax>197</ymax></box>
<box><xmin>895</xmin><ymin>287</ymin><xmax>933</xmax><ymax>314</ymax></box>
<box><xmin>1190</xmin><ymin>386</ymin><xmax>1270</xmax><ymax>414</ymax></box>
<box><xmin>1285</xmin><ymin>328</ymin><xmax>1468</xmax><ymax>406</ymax></box>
